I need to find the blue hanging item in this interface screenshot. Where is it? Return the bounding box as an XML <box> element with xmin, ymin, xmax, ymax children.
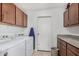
<box><xmin>29</xmin><ymin>27</ymin><xmax>35</xmax><ymax>49</ymax></box>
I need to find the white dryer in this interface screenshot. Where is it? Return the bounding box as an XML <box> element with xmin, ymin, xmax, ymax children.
<box><xmin>14</xmin><ymin>36</ymin><xmax>33</xmax><ymax>56</ymax></box>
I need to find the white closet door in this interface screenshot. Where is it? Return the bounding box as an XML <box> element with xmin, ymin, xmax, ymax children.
<box><xmin>37</xmin><ymin>17</ymin><xmax>52</xmax><ymax>51</ymax></box>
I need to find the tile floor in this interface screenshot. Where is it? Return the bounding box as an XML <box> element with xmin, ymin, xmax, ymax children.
<box><xmin>32</xmin><ymin>50</ymin><xmax>51</xmax><ymax>56</ymax></box>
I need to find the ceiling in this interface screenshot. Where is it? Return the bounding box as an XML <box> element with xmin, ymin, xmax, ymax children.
<box><xmin>15</xmin><ymin>3</ymin><xmax>67</xmax><ymax>13</ymax></box>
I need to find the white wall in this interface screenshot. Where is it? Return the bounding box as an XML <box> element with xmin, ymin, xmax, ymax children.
<box><xmin>0</xmin><ymin>24</ymin><xmax>24</xmax><ymax>37</ymax></box>
<box><xmin>23</xmin><ymin>12</ymin><xmax>35</xmax><ymax>35</ymax></box>
<box><xmin>29</xmin><ymin>7</ymin><xmax>79</xmax><ymax>50</ymax></box>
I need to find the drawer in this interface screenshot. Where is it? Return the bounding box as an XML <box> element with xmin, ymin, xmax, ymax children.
<box><xmin>67</xmin><ymin>43</ymin><xmax>79</xmax><ymax>56</ymax></box>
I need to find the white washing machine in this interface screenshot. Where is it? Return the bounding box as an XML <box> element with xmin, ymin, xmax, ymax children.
<box><xmin>25</xmin><ymin>36</ymin><xmax>33</xmax><ymax>56</ymax></box>
<box><xmin>0</xmin><ymin>39</ymin><xmax>25</xmax><ymax>56</ymax></box>
<box><xmin>0</xmin><ymin>36</ymin><xmax>33</xmax><ymax>56</ymax></box>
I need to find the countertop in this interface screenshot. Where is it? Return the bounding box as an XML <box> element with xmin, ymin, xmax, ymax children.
<box><xmin>57</xmin><ymin>35</ymin><xmax>79</xmax><ymax>48</ymax></box>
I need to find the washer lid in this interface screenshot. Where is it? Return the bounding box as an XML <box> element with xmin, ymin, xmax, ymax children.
<box><xmin>0</xmin><ymin>39</ymin><xmax>25</xmax><ymax>52</ymax></box>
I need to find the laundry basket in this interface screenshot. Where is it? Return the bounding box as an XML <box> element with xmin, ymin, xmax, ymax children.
<box><xmin>51</xmin><ymin>47</ymin><xmax>59</xmax><ymax>56</ymax></box>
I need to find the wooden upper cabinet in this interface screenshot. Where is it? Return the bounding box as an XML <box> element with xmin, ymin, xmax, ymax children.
<box><xmin>23</xmin><ymin>13</ymin><xmax>27</xmax><ymax>27</ymax></box>
<box><xmin>0</xmin><ymin>3</ymin><xmax>28</xmax><ymax>27</ymax></box>
<box><xmin>64</xmin><ymin>10</ymin><xmax>69</xmax><ymax>27</ymax></box>
<box><xmin>69</xmin><ymin>3</ymin><xmax>79</xmax><ymax>26</ymax></box>
<box><xmin>16</xmin><ymin>7</ymin><xmax>23</xmax><ymax>26</ymax></box>
<box><xmin>2</xmin><ymin>3</ymin><xmax>16</xmax><ymax>24</ymax></box>
<box><xmin>0</xmin><ymin>4</ymin><xmax>1</xmax><ymax>21</ymax></box>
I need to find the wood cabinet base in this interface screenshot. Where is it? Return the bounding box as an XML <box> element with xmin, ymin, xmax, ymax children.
<box><xmin>57</xmin><ymin>38</ymin><xmax>79</xmax><ymax>56</ymax></box>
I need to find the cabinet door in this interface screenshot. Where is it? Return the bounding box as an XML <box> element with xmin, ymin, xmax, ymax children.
<box><xmin>23</xmin><ymin>14</ymin><xmax>27</xmax><ymax>27</ymax></box>
<box><xmin>16</xmin><ymin>7</ymin><xmax>23</xmax><ymax>26</ymax></box>
<box><xmin>60</xmin><ymin>45</ymin><xmax>66</xmax><ymax>56</ymax></box>
<box><xmin>69</xmin><ymin>3</ymin><xmax>79</xmax><ymax>25</ymax></box>
<box><xmin>64</xmin><ymin>10</ymin><xmax>69</xmax><ymax>27</ymax></box>
<box><xmin>60</xmin><ymin>40</ymin><xmax>67</xmax><ymax>56</ymax></box>
<box><xmin>2</xmin><ymin>3</ymin><xmax>16</xmax><ymax>24</ymax></box>
<box><xmin>67</xmin><ymin>49</ymin><xmax>75</xmax><ymax>56</ymax></box>
<box><xmin>0</xmin><ymin>3</ymin><xmax>1</xmax><ymax>21</ymax></box>
<box><xmin>67</xmin><ymin>43</ymin><xmax>79</xmax><ymax>56</ymax></box>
